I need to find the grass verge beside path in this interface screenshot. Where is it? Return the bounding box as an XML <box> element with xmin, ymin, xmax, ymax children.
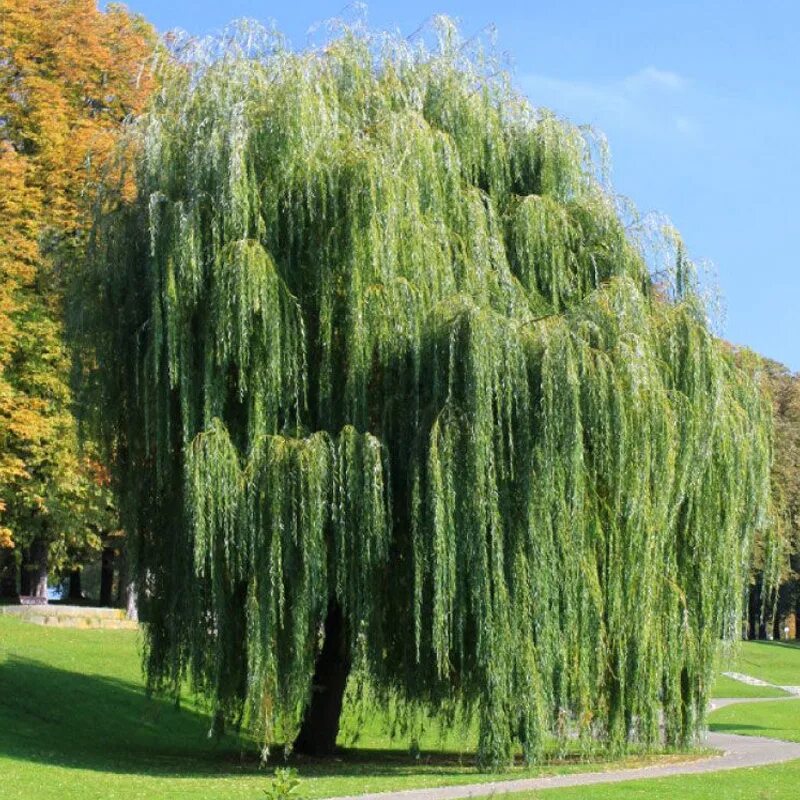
<box><xmin>497</xmin><ymin>760</ymin><xmax>800</xmax><ymax>799</ymax></box>
<box><xmin>2</xmin><ymin>616</ymin><xmax>796</xmax><ymax>800</ymax></box>
<box><xmin>709</xmin><ymin>699</ymin><xmax>800</xmax><ymax>743</ymax></box>
<box><xmin>720</xmin><ymin>641</ymin><xmax>800</xmax><ymax>687</ymax></box>
<box><xmin>710</xmin><ymin>674</ymin><xmax>787</xmax><ymax>698</ymax></box>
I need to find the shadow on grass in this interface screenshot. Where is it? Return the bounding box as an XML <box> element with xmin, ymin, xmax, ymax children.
<box><xmin>709</xmin><ymin>723</ymin><xmax>770</xmax><ymax>734</ymax></box>
<box><xmin>0</xmin><ymin>655</ymin><xmax>700</xmax><ymax>785</ymax></box>
<box><xmin>0</xmin><ymin>655</ymin><xmax>256</xmax><ymax>777</ymax></box>
<box><xmin>0</xmin><ymin>656</ymin><xmax>489</xmax><ymax>780</ymax></box>
<box><xmin>746</xmin><ymin>640</ymin><xmax>800</xmax><ymax>651</ymax></box>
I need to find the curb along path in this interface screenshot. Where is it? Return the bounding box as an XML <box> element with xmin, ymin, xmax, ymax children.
<box><xmin>723</xmin><ymin>669</ymin><xmax>800</xmax><ymax>697</ymax></box>
<box><xmin>325</xmin><ymin>697</ymin><xmax>800</xmax><ymax>800</ymax></box>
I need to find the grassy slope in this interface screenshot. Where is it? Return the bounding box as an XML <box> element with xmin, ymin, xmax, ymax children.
<box><xmin>1</xmin><ymin>617</ymin><xmax>797</xmax><ymax>800</ymax></box>
<box><xmin>721</xmin><ymin>641</ymin><xmax>800</xmax><ymax>686</ymax></box>
<box><xmin>709</xmin><ymin>700</ymin><xmax>800</xmax><ymax>743</ymax></box>
<box><xmin>0</xmin><ymin>616</ymin><xmax>686</xmax><ymax>800</ymax></box>
<box><xmin>710</xmin><ymin>674</ymin><xmax>787</xmax><ymax>698</ymax></box>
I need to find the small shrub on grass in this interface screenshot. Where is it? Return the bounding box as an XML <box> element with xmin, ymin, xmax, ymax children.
<box><xmin>264</xmin><ymin>768</ymin><xmax>301</xmax><ymax>800</ymax></box>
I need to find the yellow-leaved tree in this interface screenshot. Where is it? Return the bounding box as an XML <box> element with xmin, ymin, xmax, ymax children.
<box><xmin>0</xmin><ymin>0</ymin><xmax>155</xmax><ymax>598</ymax></box>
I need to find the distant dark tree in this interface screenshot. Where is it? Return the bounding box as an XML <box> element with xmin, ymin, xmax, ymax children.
<box><xmin>750</xmin><ymin>359</ymin><xmax>800</xmax><ymax>638</ymax></box>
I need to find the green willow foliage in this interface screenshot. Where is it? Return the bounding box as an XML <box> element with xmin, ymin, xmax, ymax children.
<box><xmin>83</xmin><ymin>19</ymin><xmax>772</xmax><ymax>766</ymax></box>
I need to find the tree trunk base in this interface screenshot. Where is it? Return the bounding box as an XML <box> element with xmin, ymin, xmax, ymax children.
<box><xmin>23</xmin><ymin>538</ymin><xmax>48</xmax><ymax>600</ymax></box>
<box><xmin>293</xmin><ymin>602</ymin><xmax>350</xmax><ymax>756</ymax></box>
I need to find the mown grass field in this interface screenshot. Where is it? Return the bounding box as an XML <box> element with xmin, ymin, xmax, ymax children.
<box><xmin>0</xmin><ymin>615</ymin><xmax>798</xmax><ymax>799</ymax></box>
<box><xmin>720</xmin><ymin>640</ymin><xmax>800</xmax><ymax>686</ymax></box>
<box><xmin>708</xmin><ymin>639</ymin><xmax>800</xmax><ymax>699</ymax></box>
<box><xmin>510</xmin><ymin>761</ymin><xmax>800</xmax><ymax>799</ymax></box>
<box><xmin>710</xmin><ymin>674</ymin><xmax>787</xmax><ymax>698</ymax></box>
<box><xmin>710</xmin><ymin>700</ymin><xmax>800</xmax><ymax>743</ymax></box>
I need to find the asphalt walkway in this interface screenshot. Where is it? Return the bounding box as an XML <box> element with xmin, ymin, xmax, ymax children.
<box><xmin>326</xmin><ymin>696</ymin><xmax>800</xmax><ymax>800</ymax></box>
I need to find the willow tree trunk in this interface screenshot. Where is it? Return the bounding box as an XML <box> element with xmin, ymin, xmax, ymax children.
<box><xmin>293</xmin><ymin>602</ymin><xmax>350</xmax><ymax>755</ymax></box>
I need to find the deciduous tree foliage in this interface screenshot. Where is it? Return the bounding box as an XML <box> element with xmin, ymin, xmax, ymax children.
<box><xmin>750</xmin><ymin>359</ymin><xmax>800</xmax><ymax>635</ymax></box>
<box><xmin>84</xmin><ymin>21</ymin><xmax>772</xmax><ymax>765</ymax></box>
<box><xmin>0</xmin><ymin>0</ymin><xmax>155</xmax><ymax>589</ymax></box>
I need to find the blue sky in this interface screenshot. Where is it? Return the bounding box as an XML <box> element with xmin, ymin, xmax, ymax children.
<box><xmin>106</xmin><ymin>1</ymin><xmax>799</xmax><ymax>369</ymax></box>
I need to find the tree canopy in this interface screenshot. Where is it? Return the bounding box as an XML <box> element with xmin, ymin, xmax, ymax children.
<box><xmin>83</xmin><ymin>20</ymin><xmax>772</xmax><ymax>766</ymax></box>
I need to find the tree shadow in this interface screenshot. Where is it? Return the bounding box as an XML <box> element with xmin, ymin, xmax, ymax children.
<box><xmin>747</xmin><ymin>640</ymin><xmax>800</xmax><ymax>651</ymax></box>
<box><xmin>0</xmin><ymin>655</ymin><xmax>684</xmax><ymax>784</ymax></box>
<box><xmin>710</xmin><ymin>723</ymin><xmax>769</xmax><ymax>734</ymax></box>
<box><xmin>0</xmin><ymin>656</ymin><xmax>488</xmax><ymax>780</ymax></box>
<box><xmin>0</xmin><ymin>655</ymin><xmax>256</xmax><ymax>778</ymax></box>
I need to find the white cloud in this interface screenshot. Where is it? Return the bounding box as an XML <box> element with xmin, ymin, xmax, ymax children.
<box><xmin>519</xmin><ymin>66</ymin><xmax>697</xmax><ymax>139</ymax></box>
<box><xmin>624</xmin><ymin>67</ymin><xmax>686</xmax><ymax>92</ymax></box>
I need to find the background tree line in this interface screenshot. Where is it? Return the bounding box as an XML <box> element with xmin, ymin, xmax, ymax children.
<box><xmin>751</xmin><ymin>360</ymin><xmax>800</xmax><ymax>638</ymax></box>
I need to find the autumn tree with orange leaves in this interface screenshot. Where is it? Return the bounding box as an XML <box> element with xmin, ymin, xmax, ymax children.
<box><xmin>0</xmin><ymin>0</ymin><xmax>155</xmax><ymax>598</ymax></box>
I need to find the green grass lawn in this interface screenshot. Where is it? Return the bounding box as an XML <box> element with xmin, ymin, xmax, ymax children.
<box><xmin>718</xmin><ymin>640</ymin><xmax>800</xmax><ymax>687</ymax></box>
<box><xmin>709</xmin><ymin>639</ymin><xmax>800</xmax><ymax>698</ymax></box>
<box><xmin>709</xmin><ymin>699</ymin><xmax>800</xmax><ymax>743</ymax></box>
<box><xmin>1</xmin><ymin>616</ymin><xmax>797</xmax><ymax>800</ymax></box>
<box><xmin>506</xmin><ymin>761</ymin><xmax>800</xmax><ymax>799</ymax></box>
<box><xmin>710</xmin><ymin>674</ymin><xmax>787</xmax><ymax>698</ymax></box>
<box><xmin>0</xmin><ymin>616</ymin><xmax>696</xmax><ymax>800</ymax></box>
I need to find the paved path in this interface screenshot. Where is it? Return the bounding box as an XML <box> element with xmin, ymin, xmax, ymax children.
<box><xmin>710</xmin><ymin>695</ymin><xmax>799</xmax><ymax>710</ymax></box>
<box><xmin>326</xmin><ymin>696</ymin><xmax>800</xmax><ymax>800</ymax></box>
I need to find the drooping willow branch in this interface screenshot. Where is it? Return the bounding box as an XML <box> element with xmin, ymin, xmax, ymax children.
<box><xmin>81</xmin><ymin>17</ymin><xmax>772</xmax><ymax>767</ymax></box>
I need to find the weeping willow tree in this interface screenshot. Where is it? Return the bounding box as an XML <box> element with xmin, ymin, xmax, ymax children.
<box><xmin>80</xmin><ymin>18</ymin><xmax>772</xmax><ymax>766</ymax></box>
